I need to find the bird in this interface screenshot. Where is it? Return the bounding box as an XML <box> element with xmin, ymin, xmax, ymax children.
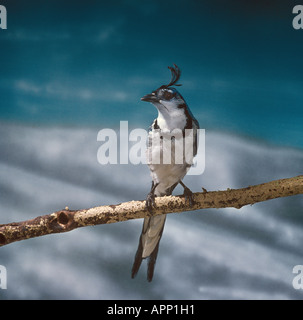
<box><xmin>131</xmin><ymin>64</ymin><xmax>200</xmax><ymax>282</ymax></box>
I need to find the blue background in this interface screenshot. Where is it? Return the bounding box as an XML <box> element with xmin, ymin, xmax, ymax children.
<box><xmin>1</xmin><ymin>0</ymin><xmax>303</xmax><ymax>148</ymax></box>
<box><xmin>0</xmin><ymin>0</ymin><xmax>303</xmax><ymax>300</ymax></box>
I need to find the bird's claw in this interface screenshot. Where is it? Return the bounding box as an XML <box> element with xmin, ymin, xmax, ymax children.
<box><xmin>183</xmin><ymin>187</ymin><xmax>195</xmax><ymax>207</ymax></box>
<box><xmin>145</xmin><ymin>192</ymin><xmax>157</xmax><ymax>215</ymax></box>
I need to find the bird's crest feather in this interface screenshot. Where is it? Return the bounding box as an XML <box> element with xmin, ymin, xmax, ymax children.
<box><xmin>159</xmin><ymin>64</ymin><xmax>182</xmax><ymax>89</ymax></box>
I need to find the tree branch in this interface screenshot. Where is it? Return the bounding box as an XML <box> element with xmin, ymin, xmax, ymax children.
<box><xmin>0</xmin><ymin>175</ymin><xmax>302</xmax><ymax>247</ymax></box>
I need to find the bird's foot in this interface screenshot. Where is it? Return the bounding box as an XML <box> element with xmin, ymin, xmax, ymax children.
<box><xmin>183</xmin><ymin>186</ymin><xmax>195</xmax><ymax>207</ymax></box>
<box><xmin>145</xmin><ymin>192</ymin><xmax>157</xmax><ymax>215</ymax></box>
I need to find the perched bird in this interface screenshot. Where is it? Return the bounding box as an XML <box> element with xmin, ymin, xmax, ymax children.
<box><xmin>131</xmin><ymin>64</ymin><xmax>200</xmax><ymax>282</ymax></box>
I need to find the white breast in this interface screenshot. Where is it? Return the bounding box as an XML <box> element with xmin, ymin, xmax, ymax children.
<box><xmin>146</xmin><ymin>128</ymin><xmax>193</xmax><ymax>196</ymax></box>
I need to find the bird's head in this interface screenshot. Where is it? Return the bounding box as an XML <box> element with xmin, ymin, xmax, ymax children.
<box><xmin>141</xmin><ymin>64</ymin><xmax>187</xmax><ymax>113</ymax></box>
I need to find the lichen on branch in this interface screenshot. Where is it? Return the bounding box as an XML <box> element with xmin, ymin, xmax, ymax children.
<box><xmin>0</xmin><ymin>175</ymin><xmax>302</xmax><ymax>247</ymax></box>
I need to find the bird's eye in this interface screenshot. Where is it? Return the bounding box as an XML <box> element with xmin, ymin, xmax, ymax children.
<box><xmin>162</xmin><ymin>90</ymin><xmax>174</xmax><ymax>100</ymax></box>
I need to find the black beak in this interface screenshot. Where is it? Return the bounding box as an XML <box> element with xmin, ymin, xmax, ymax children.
<box><xmin>141</xmin><ymin>92</ymin><xmax>159</xmax><ymax>103</ymax></box>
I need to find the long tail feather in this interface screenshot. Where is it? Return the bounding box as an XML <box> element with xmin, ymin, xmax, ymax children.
<box><xmin>131</xmin><ymin>183</ymin><xmax>178</xmax><ymax>281</ymax></box>
<box><xmin>147</xmin><ymin>222</ymin><xmax>164</xmax><ymax>282</ymax></box>
<box><xmin>131</xmin><ymin>236</ymin><xmax>144</xmax><ymax>279</ymax></box>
